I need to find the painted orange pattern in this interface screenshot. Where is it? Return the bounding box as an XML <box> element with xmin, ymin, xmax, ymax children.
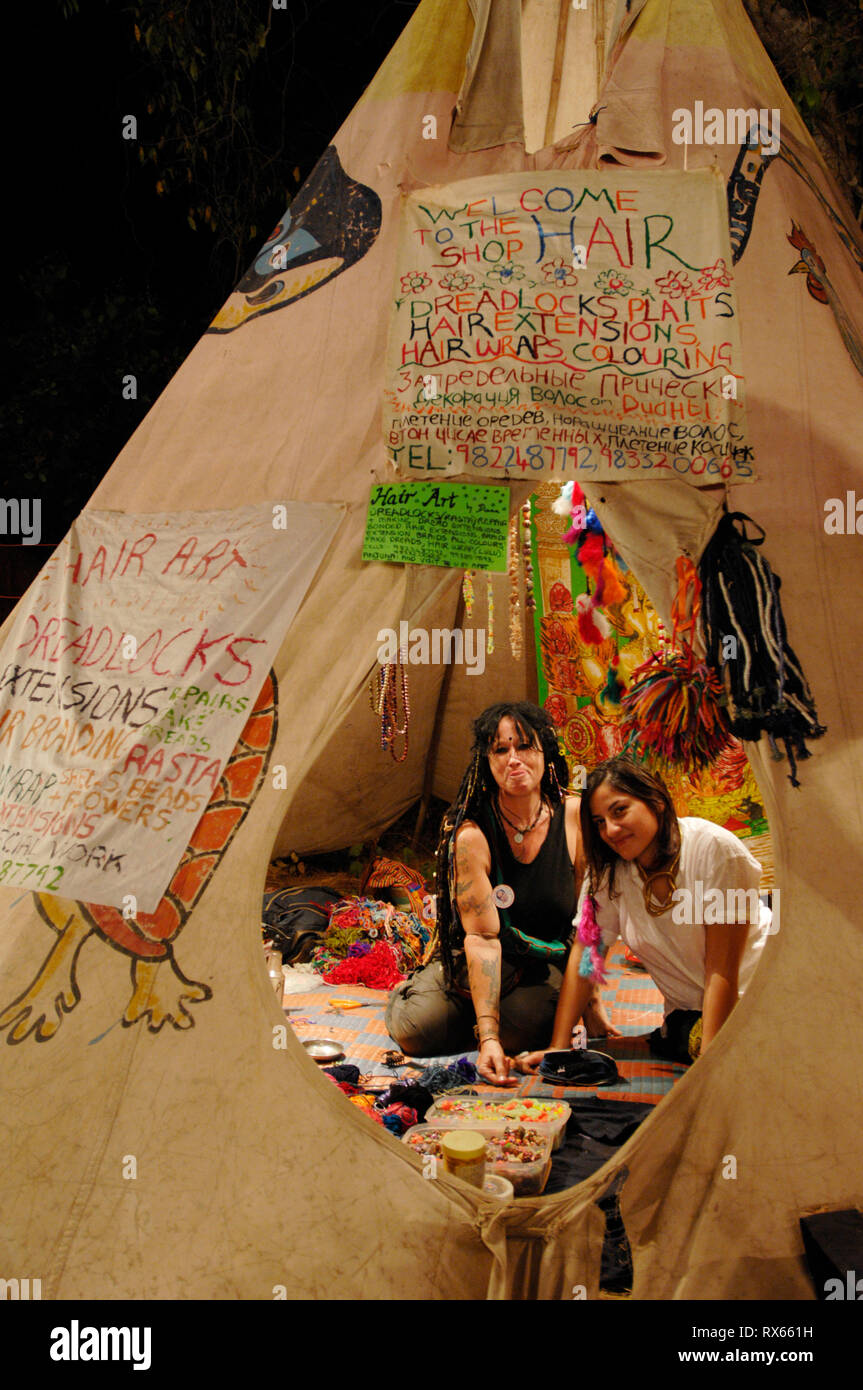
<box><xmin>0</xmin><ymin>672</ymin><xmax>278</xmax><ymax>1042</ymax></box>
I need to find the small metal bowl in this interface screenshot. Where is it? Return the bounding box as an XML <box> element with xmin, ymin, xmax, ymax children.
<box><xmin>302</xmin><ymin>1038</ymin><xmax>345</xmax><ymax>1064</ymax></box>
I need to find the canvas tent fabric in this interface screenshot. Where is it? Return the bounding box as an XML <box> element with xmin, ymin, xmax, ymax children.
<box><xmin>1</xmin><ymin>0</ymin><xmax>862</xmax><ymax>1300</ymax></box>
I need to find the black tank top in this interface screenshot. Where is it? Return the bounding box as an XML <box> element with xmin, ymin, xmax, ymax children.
<box><xmin>477</xmin><ymin>800</ymin><xmax>577</xmax><ymax>957</ymax></box>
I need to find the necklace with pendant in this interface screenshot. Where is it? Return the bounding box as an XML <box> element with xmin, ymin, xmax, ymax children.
<box><xmin>636</xmin><ymin>849</ymin><xmax>681</xmax><ymax>916</ymax></box>
<box><xmin>496</xmin><ymin>797</ymin><xmax>546</xmax><ymax>844</ymax></box>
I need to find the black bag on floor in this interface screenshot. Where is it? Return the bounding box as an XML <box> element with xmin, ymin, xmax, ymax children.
<box><xmin>262</xmin><ymin>886</ymin><xmax>342</xmax><ymax>964</ymax></box>
<box><xmin>648</xmin><ymin>1009</ymin><xmax>702</xmax><ymax>1064</ymax></box>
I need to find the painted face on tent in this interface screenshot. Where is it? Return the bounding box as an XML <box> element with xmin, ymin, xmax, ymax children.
<box><xmin>589</xmin><ymin>779</ymin><xmax>661</xmax><ymax>867</ymax></box>
<box><xmin>208</xmin><ymin>147</ymin><xmax>381</xmax><ymax>334</ymax></box>
<box><xmin>487</xmin><ymin>717</ymin><xmax>545</xmax><ymax>800</ymax></box>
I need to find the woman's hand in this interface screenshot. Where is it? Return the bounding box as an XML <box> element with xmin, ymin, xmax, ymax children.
<box><xmin>584</xmin><ymin>993</ymin><xmax>623</xmax><ymax>1039</ymax></box>
<box><xmin>512</xmin><ymin>1049</ymin><xmax>549</xmax><ymax>1075</ymax></box>
<box><xmin>477</xmin><ymin>1038</ymin><xmax>518</xmax><ymax>1085</ymax></box>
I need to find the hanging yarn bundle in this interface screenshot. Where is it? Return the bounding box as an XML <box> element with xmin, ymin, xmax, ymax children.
<box><xmin>368</xmin><ymin>646</ymin><xmax>411</xmax><ymax>763</ymax></box>
<box><xmin>618</xmin><ymin>554</ymin><xmax>735</xmax><ymax>773</ymax></box>
<box><xmin>618</xmin><ymin>644</ymin><xmax>736</xmax><ymax>774</ymax></box>
<box><xmin>698</xmin><ymin>511</ymin><xmax>826</xmax><ymax>786</ymax></box>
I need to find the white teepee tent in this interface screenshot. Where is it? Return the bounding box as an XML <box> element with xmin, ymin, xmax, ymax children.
<box><xmin>1</xmin><ymin>0</ymin><xmax>861</xmax><ymax>1299</ymax></box>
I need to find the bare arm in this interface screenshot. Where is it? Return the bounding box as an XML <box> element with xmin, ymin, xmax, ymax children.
<box><xmin>453</xmin><ymin>824</ymin><xmax>513</xmax><ymax>1084</ymax></box>
<box><xmin>564</xmin><ymin>795</ymin><xmax>586</xmax><ymax>888</ymax></box>
<box><xmin>701</xmin><ymin>919</ymin><xmax>748</xmax><ymax>1050</ymax></box>
<box><xmin>548</xmin><ymin>941</ymin><xmax>599</xmax><ymax>1049</ymax></box>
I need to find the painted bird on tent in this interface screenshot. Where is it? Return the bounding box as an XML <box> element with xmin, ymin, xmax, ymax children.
<box><xmin>787</xmin><ymin>221</ymin><xmax>863</xmax><ymax>377</ymax></box>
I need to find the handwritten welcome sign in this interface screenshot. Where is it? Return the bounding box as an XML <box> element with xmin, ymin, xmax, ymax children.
<box><xmin>0</xmin><ymin>502</ymin><xmax>342</xmax><ymax>911</ymax></box>
<box><xmin>362</xmin><ymin>482</ymin><xmax>509</xmax><ymax>570</ymax></box>
<box><xmin>384</xmin><ymin>168</ymin><xmax>752</xmax><ymax>485</ymax></box>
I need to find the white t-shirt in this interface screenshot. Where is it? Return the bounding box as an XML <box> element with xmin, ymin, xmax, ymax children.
<box><xmin>579</xmin><ymin>818</ymin><xmax>771</xmax><ymax>1014</ymax></box>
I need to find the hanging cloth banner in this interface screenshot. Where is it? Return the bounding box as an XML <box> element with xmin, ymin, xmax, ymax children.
<box><xmin>0</xmin><ymin>501</ymin><xmax>343</xmax><ymax>911</ymax></box>
<box><xmin>384</xmin><ymin>168</ymin><xmax>752</xmax><ymax>485</ymax></box>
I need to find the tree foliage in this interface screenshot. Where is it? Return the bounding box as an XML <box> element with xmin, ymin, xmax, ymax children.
<box><xmin>744</xmin><ymin>0</ymin><xmax>863</xmax><ymax>218</ymax></box>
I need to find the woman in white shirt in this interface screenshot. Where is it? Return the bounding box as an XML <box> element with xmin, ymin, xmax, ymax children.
<box><xmin>518</xmin><ymin>757</ymin><xmax>771</xmax><ymax>1069</ymax></box>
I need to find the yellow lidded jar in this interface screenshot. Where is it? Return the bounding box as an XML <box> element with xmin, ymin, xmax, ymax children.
<box><xmin>441</xmin><ymin>1131</ymin><xmax>487</xmax><ymax>1189</ymax></box>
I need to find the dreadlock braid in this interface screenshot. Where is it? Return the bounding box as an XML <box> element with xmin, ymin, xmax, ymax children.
<box><xmin>434</xmin><ymin>702</ymin><xmax>569</xmax><ymax>986</ymax></box>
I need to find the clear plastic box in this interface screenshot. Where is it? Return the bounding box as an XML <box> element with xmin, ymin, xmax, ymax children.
<box><xmin>424</xmin><ymin>1096</ymin><xmax>570</xmax><ymax>1150</ymax></box>
<box><xmin>402</xmin><ymin>1123</ymin><xmax>553</xmax><ymax>1196</ymax></box>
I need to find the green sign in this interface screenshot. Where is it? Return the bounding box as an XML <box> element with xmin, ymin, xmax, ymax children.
<box><xmin>362</xmin><ymin>482</ymin><xmax>510</xmax><ymax>571</ymax></box>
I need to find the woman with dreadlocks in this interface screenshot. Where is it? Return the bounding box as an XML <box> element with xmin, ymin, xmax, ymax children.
<box><xmin>385</xmin><ymin>701</ymin><xmax>617</xmax><ymax>1083</ymax></box>
<box><xmin>517</xmin><ymin>756</ymin><xmax>772</xmax><ymax>1071</ymax></box>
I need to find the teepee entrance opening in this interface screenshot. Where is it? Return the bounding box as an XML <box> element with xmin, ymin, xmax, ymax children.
<box><xmin>259</xmin><ymin>473</ymin><xmax>775</xmax><ymax>1208</ymax></box>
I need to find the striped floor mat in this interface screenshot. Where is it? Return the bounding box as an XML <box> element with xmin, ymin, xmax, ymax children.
<box><xmin>282</xmin><ymin>942</ymin><xmax>686</xmax><ymax>1104</ymax></box>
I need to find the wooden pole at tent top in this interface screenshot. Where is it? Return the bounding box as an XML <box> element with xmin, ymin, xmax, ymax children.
<box><xmin>544</xmin><ymin>0</ymin><xmax>571</xmax><ymax>149</ymax></box>
<box><xmin>412</xmin><ymin>585</ymin><xmax>466</xmax><ymax>849</ymax></box>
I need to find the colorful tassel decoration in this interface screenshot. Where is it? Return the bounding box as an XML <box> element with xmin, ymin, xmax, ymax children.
<box><xmin>618</xmin><ymin>644</ymin><xmax>736</xmax><ymax>774</ymax></box>
<box><xmin>599</xmin><ymin>553</ymin><xmax>628</xmax><ymax>608</ymax></box>
<box><xmin>601</xmin><ymin>653</ymin><xmax>627</xmax><ymax>705</ymax></box>
<box><xmin>576</xmin><ymin>894</ymin><xmax>606</xmax><ymax>983</ymax></box>
<box><xmin>576</xmin><ymin>591</ymin><xmax>610</xmax><ymax>645</ymax></box>
<box><xmin>576</xmin><ymin>530</ymin><xmax>605</xmax><ymax>582</ymax></box>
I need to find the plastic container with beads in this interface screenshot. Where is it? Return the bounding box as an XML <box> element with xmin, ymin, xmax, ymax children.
<box><xmin>425</xmin><ymin>1096</ymin><xmax>570</xmax><ymax>1150</ymax></box>
<box><xmin>403</xmin><ymin>1124</ymin><xmax>552</xmax><ymax>1196</ymax></box>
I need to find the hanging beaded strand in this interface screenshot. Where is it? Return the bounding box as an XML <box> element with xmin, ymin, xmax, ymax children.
<box><xmin>369</xmin><ymin>652</ymin><xmax>410</xmax><ymax>761</ymax></box>
<box><xmin>368</xmin><ymin>664</ymin><xmax>389</xmax><ymax>750</ymax></box>
<box><xmin>462</xmin><ymin>569</ymin><xmax>475</xmax><ymax>620</ymax></box>
<box><xmin>521</xmin><ymin>499</ymin><xmax>536</xmax><ymax>615</ymax></box>
<box><xmin>486</xmin><ymin>573</ymin><xmax>494</xmax><ymax>654</ymax></box>
<box><xmin>508</xmin><ymin>513</ymin><xmax>523</xmax><ymax>660</ymax></box>
<box><xmin>384</xmin><ymin>646</ymin><xmax>410</xmax><ymax>763</ymax></box>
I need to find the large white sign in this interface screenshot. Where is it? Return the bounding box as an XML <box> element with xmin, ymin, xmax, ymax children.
<box><xmin>385</xmin><ymin>168</ymin><xmax>752</xmax><ymax>485</ymax></box>
<box><xmin>0</xmin><ymin>502</ymin><xmax>343</xmax><ymax>910</ymax></box>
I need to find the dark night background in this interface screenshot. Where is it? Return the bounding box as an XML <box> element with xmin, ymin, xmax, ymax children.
<box><xmin>3</xmin><ymin>0</ymin><xmax>860</xmax><ymax>619</ymax></box>
<box><xmin>3</xmin><ymin>0</ymin><xmax>423</xmax><ymax>615</ymax></box>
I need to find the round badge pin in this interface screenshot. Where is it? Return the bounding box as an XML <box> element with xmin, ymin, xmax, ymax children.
<box><xmin>493</xmin><ymin>884</ymin><xmax>515</xmax><ymax>909</ymax></box>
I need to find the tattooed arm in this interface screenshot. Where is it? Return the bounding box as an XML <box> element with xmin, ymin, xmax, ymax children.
<box><xmin>453</xmin><ymin>822</ymin><xmax>514</xmax><ymax>1085</ymax></box>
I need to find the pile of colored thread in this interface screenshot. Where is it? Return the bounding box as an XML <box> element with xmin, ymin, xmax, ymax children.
<box><xmin>323</xmin><ymin>939</ymin><xmax>405</xmax><ymax>990</ymax></box>
<box><xmin>310</xmin><ymin>897</ymin><xmax>431</xmax><ymax>976</ymax></box>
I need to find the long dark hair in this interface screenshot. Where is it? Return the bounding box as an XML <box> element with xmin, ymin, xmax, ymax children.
<box><xmin>434</xmin><ymin>702</ymin><xmax>569</xmax><ymax>984</ymax></box>
<box><xmin>580</xmin><ymin>756</ymin><xmax>680</xmax><ymax>900</ymax></box>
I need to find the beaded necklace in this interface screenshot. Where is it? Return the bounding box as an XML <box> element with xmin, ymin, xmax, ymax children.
<box><xmin>368</xmin><ymin>648</ymin><xmax>410</xmax><ymax>763</ymax></box>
